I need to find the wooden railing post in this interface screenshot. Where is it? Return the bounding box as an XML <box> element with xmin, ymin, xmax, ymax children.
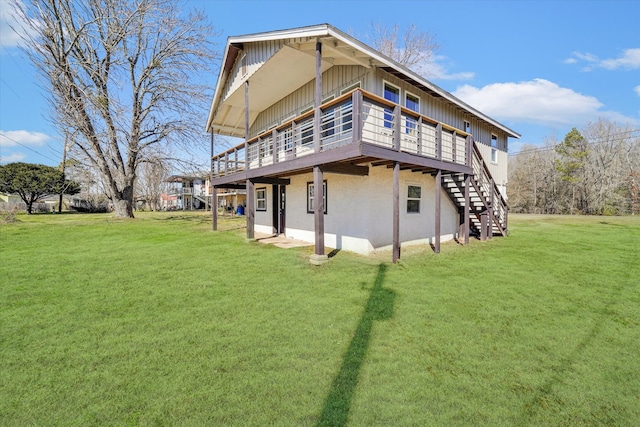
<box><xmin>234</xmin><ymin>148</ymin><xmax>238</xmax><ymax>174</ymax></box>
<box><xmin>452</xmin><ymin>131</ymin><xmax>457</xmax><ymax>163</ymax></box>
<box><xmin>417</xmin><ymin>117</ymin><xmax>423</xmax><ymax>155</ymax></box>
<box><xmin>436</xmin><ymin>123</ymin><xmax>442</xmax><ymax>160</ymax></box>
<box><xmin>352</xmin><ymin>90</ymin><xmax>362</xmax><ymax>143</ymax></box>
<box><xmin>393</xmin><ymin>105</ymin><xmax>401</xmax><ymax>151</ymax></box>
<box><xmin>272</xmin><ymin>128</ymin><xmax>278</xmax><ymax>164</ymax></box>
<box><xmin>466</xmin><ymin>135</ymin><xmax>473</xmax><ymax>168</ymax></box>
<box><xmin>257</xmin><ymin>137</ymin><xmax>262</xmax><ymax>168</ymax></box>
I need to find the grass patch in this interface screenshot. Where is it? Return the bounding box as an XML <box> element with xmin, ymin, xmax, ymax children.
<box><xmin>1</xmin><ymin>212</ymin><xmax>639</xmax><ymax>425</ymax></box>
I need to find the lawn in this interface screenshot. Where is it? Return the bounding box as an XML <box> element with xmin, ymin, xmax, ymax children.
<box><xmin>1</xmin><ymin>212</ymin><xmax>638</xmax><ymax>426</ymax></box>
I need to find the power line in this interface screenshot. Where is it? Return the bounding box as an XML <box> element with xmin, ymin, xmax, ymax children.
<box><xmin>0</xmin><ymin>133</ymin><xmax>60</xmax><ymax>164</ymax></box>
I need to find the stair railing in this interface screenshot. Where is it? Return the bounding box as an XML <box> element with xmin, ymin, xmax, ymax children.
<box><xmin>471</xmin><ymin>141</ymin><xmax>508</xmax><ymax>234</ymax></box>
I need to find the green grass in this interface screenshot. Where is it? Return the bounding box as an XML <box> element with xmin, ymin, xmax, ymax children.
<box><xmin>1</xmin><ymin>212</ymin><xmax>639</xmax><ymax>426</ymax></box>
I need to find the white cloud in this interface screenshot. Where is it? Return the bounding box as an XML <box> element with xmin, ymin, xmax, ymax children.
<box><xmin>0</xmin><ymin>0</ymin><xmax>38</xmax><ymax>49</ymax></box>
<box><xmin>403</xmin><ymin>54</ymin><xmax>474</xmax><ymax>81</ymax></box>
<box><xmin>453</xmin><ymin>78</ymin><xmax>636</xmax><ymax>126</ymax></box>
<box><xmin>635</xmin><ymin>85</ymin><xmax>640</xmax><ymax>97</ymax></box>
<box><xmin>0</xmin><ymin>130</ymin><xmax>50</xmax><ymax>147</ymax></box>
<box><xmin>565</xmin><ymin>48</ymin><xmax>640</xmax><ymax>71</ymax></box>
<box><xmin>0</xmin><ymin>152</ymin><xmax>26</xmax><ymax>163</ymax></box>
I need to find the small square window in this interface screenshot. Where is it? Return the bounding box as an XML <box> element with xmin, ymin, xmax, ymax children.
<box><xmin>307</xmin><ymin>181</ymin><xmax>327</xmax><ymax>214</ymax></box>
<box><xmin>256</xmin><ymin>187</ymin><xmax>267</xmax><ymax>211</ymax></box>
<box><xmin>407</xmin><ymin>185</ymin><xmax>421</xmax><ymax>213</ymax></box>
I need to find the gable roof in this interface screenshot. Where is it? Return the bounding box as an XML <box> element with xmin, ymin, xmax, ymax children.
<box><xmin>206</xmin><ymin>23</ymin><xmax>520</xmax><ymax>139</ymax></box>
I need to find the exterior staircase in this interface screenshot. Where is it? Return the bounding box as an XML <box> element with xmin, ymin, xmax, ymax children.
<box><xmin>442</xmin><ymin>142</ymin><xmax>508</xmax><ymax>238</ymax></box>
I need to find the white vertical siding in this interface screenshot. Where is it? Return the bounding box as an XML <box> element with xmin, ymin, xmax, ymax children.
<box><xmin>222</xmin><ymin>40</ymin><xmax>285</xmax><ymax>104</ymax></box>
<box><xmin>250</xmin><ymin>65</ymin><xmax>369</xmax><ymax>136</ymax></box>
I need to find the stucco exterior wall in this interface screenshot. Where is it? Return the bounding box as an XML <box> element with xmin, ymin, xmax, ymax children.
<box><xmin>253</xmin><ymin>165</ymin><xmax>459</xmax><ymax>254</ymax></box>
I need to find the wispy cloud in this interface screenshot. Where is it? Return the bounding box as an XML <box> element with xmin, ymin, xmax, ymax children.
<box><xmin>0</xmin><ymin>130</ymin><xmax>50</xmax><ymax>147</ymax></box>
<box><xmin>0</xmin><ymin>152</ymin><xmax>26</xmax><ymax>163</ymax></box>
<box><xmin>635</xmin><ymin>85</ymin><xmax>640</xmax><ymax>97</ymax></box>
<box><xmin>406</xmin><ymin>55</ymin><xmax>474</xmax><ymax>81</ymax></box>
<box><xmin>0</xmin><ymin>0</ymin><xmax>38</xmax><ymax>49</ymax></box>
<box><xmin>565</xmin><ymin>48</ymin><xmax>640</xmax><ymax>71</ymax></box>
<box><xmin>453</xmin><ymin>78</ymin><xmax>636</xmax><ymax>126</ymax></box>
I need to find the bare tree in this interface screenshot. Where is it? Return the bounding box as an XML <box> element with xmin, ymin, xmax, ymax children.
<box><xmin>509</xmin><ymin>120</ymin><xmax>640</xmax><ymax>215</ymax></box>
<box><xmin>136</xmin><ymin>157</ymin><xmax>169</xmax><ymax>211</ymax></box>
<box><xmin>11</xmin><ymin>0</ymin><xmax>217</xmax><ymax>217</ymax></box>
<box><xmin>367</xmin><ymin>22</ymin><xmax>439</xmax><ymax>74</ymax></box>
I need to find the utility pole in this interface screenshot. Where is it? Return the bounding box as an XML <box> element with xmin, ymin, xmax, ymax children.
<box><xmin>58</xmin><ymin>132</ymin><xmax>69</xmax><ymax>213</ymax></box>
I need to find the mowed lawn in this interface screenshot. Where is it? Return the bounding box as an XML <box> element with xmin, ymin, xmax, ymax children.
<box><xmin>1</xmin><ymin>212</ymin><xmax>638</xmax><ymax>426</ymax></box>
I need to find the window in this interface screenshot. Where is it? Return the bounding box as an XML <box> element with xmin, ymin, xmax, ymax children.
<box><xmin>464</xmin><ymin>120</ymin><xmax>471</xmax><ymax>135</ymax></box>
<box><xmin>256</xmin><ymin>187</ymin><xmax>267</xmax><ymax>211</ymax></box>
<box><xmin>307</xmin><ymin>181</ymin><xmax>327</xmax><ymax>214</ymax></box>
<box><xmin>491</xmin><ymin>134</ymin><xmax>498</xmax><ymax>163</ymax></box>
<box><xmin>341</xmin><ymin>82</ymin><xmax>361</xmax><ymax>132</ymax></box>
<box><xmin>407</xmin><ymin>185</ymin><xmax>421</xmax><ymax>213</ymax></box>
<box><xmin>383</xmin><ymin>82</ymin><xmax>400</xmax><ymax>128</ymax></box>
<box><xmin>405</xmin><ymin>92</ymin><xmax>420</xmax><ymax>135</ymax></box>
<box><xmin>321</xmin><ymin>95</ymin><xmax>336</xmax><ymax>139</ymax></box>
<box><xmin>240</xmin><ymin>53</ymin><xmax>247</xmax><ymax>77</ymax></box>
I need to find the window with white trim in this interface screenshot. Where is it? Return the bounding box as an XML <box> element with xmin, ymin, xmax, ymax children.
<box><xmin>321</xmin><ymin>95</ymin><xmax>336</xmax><ymax>139</ymax></box>
<box><xmin>407</xmin><ymin>185</ymin><xmax>421</xmax><ymax>213</ymax></box>
<box><xmin>491</xmin><ymin>134</ymin><xmax>498</xmax><ymax>163</ymax></box>
<box><xmin>240</xmin><ymin>53</ymin><xmax>247</xmax><ymax>77</ymax></box>
<box><xmin>340</xmin><ymin>82</ymin><xmax>361</xmax><ymax>132</ymax></box>
<box><xmin>307</xmin><ymin>180</ymin><xmax>327</xmax><ymax>214</ymax></box>
<box><xmin>405</xmin><ymin>92</ymin><xmax>420</xmax><ymax>135</ymax></box>
<box><xmin>383</xmin><ymin>82</ymin><xmax>400</xmax><ymax>129</ymax></box>
<box><xmin>256</xmin><ymin>187</ymin><xmax>267</xmax><ymax>211</ymax></box>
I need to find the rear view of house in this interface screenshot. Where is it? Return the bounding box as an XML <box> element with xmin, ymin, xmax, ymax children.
<box><xmin>206</xmin><ymin>24</ymin><xmax>519</xmax><ymax>263</ymax></box>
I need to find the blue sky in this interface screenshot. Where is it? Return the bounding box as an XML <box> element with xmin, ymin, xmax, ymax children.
<box><xmin>1</xmin><ymin>0</ymin><xmax>638</xmax><ymax>166</ymax></box>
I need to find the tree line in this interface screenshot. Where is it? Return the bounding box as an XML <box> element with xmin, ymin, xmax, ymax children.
<box><xmin>508</xmin><ymin>119</ymin><xmax>640</xmax><ymax>215</ymax></box>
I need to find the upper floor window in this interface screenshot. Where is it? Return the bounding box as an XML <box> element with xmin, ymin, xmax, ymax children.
<box><xmin>464</xmin><ymin>120</ymin><xmax>471</xmax><ymax>135</ymax></box>
<box><xmin>405</xmin><ymin>92</ymin><xmax>420</xmax><ymax>135</ymax></box>
<box><xmin>383</xmin><ymin>82</ymin><xmax>400</xmax><ymax>128</ymax></box>
<box><xmin>491</xmin><ymin>134</ymin><xmax>498</xmax><ymax>163</ymax></box>
<box><xmin>240</xmin><ymin>53</ymin><xmax>247</xmax><ymax>77</ymax></box>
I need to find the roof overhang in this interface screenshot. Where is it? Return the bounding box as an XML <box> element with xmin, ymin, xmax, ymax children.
<box><xmin>206</xmin><ymin>24</ymin><xmax>520</xmax><ymax>139</ymax></box>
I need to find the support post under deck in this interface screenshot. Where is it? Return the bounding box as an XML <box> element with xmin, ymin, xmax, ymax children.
<box><xmin>392</xmin><ymin>161</ymin><xmax>400</xmax><ymax>263</ymax></box>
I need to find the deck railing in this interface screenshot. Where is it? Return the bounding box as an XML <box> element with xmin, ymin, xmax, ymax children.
<box><xmin>211</xmin><ymin>89</ymin><xmax>470</xmax><ymax>177</ymax></box>
<box><xmin>471</xmin><ymin>142</ymin><xmax>508</xmax><ymax>230</ymax></box>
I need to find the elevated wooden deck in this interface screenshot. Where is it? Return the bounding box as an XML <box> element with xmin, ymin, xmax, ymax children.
<box><xmin>210</xmin><ymin>89</ymin><xmax>508</xmax><ymax>258</ymax></box>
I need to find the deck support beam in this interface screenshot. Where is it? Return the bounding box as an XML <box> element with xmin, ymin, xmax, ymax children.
<box><xmin>434</xmin><ymin>169</ymin><xmax>441</xmax><ymax>253</ymax></box>
<box><xmin>310</xmin><ymin>165</ymin><xmax>328</xmax><ymax>265</ymax></box>
<box><xmin>392</xmin><ymin>161</ymin><xmax>400</xmax><ymax>263</ymax></box>
<box><xmin>488</xmin><ymin>178</ymin><xmax>494</xmax><ymax>240</ymax></box>
<box><xmin>211</xmin><ymin>131</ymin><xmax>217</xmax><ymax>231</ymax></box>
<box><xmin>246</xmin><ymin>179</ymin><xmax>254</xmax><ymax>239</ymax></box>
<box><xmin>244</xmin><ymin>80</ymin><xmax>254</xmax><ymax>239</ymax></box>
<box><xmin>463</xmin><ymin>173</ymin><xmax>470</xmax><ymax>245</ymax></box>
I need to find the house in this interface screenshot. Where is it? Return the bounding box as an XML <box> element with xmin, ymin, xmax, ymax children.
<box><xmin>206</xmin><ymin>24</ymin><xmax>520</xmax><ymax>263</ymax></box>
<box><xmin>165</xmin><ymin>175</ymin><xmax>209</xmax><ymax>210</ymax></box>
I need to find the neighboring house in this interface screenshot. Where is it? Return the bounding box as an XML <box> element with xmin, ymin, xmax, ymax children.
<box><xmin>165</xmin><ymin>175</ymin><xmax>209</xmax><ymax>210</ymax></box>
<box><xmin>206</xmin><ymin>24</ymin><xmax>520</xmax><ymax>263</ymax></box>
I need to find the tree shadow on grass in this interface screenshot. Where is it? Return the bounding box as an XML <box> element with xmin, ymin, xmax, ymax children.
<box><xmin>317</xmin><ymin>263</ymin><xmax>396</xmax><ymax>427</ymax></box>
